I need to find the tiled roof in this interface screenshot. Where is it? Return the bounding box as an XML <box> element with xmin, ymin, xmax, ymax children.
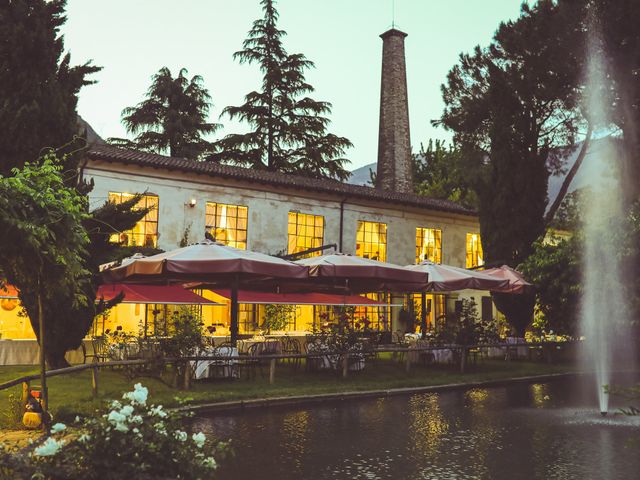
<box><xmin>86</xmin><ymin>144</ymin><xmax>476</xmax><ymax>216</ymax></box>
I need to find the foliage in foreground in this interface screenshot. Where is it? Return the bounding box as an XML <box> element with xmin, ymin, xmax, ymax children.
<box><xmin>0</xmin><ymin>384</ymin><xmax>226</xmax><ymax>480</ymax></box>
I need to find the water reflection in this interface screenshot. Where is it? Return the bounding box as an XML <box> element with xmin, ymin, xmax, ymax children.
<box><xmin>193</xmin><ymin>376</ymin><xmax>640</xmax><ymax>480</ymax></box>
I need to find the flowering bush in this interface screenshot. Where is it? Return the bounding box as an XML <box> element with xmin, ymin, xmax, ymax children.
<box><xmin>0</xmin><ymin>384</ymin><xmax>226</xmax><ymax>479</ymax></box>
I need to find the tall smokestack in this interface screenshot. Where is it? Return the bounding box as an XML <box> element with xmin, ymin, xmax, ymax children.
<box><xmin>376</xmin><ymin>28</ymin><xmax>413</xmax><ymax>194</ymax></box>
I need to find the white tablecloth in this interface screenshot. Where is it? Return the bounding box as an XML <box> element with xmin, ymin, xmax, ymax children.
<box><xmin>0</xmin><ymin>339</ymin><xmax>88</xmax><ymax>365</ymax></box>
<box><xmin>192</xmin><ymin>346</ymin><xmax>238</xmax><ymax>379</ymax></box>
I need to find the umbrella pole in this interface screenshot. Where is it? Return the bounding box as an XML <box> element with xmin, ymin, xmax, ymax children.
<box><xmin>420</xmin><ymin>292</ymin><xmax>427</xmax><ymax>339</ymax></box>
<box><xmin>230</xmin><ymin>274</ymin><xmax>239</xmax><ymax>346</ymax></box>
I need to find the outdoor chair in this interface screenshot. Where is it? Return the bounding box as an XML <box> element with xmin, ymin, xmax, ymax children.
<box><xmin>83</xmin><ymin>336</ymin><xmax>110</xmax><ymax>363</ymax></box>
<box><xmin>208</xmin><ymin>345</ymin><xmax>238</xmax><ymax>380</ymax></box>
<box><xmin>281</xmin><ymin>337</ymin><xmax>302</xmax><ymax>370</ymax></box>
<box><xmin>239</xmin><ymin>343</ymin><xmax>266</xmax><ymax>379</ymax></box>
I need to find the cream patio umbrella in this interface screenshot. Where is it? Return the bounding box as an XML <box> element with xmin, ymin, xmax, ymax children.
<box><xmin>295</xmin><ymin>253</ymin><xmax>428</xmax><ymax>293</ymax></box>
<box><xmin>102</xmin><ymin>240</ymin><xmax>309</xmax><ymax>344</ymax></box>
<box><xmin>402</xmin><ymin>261</ymin><xmax>509</xmax><ymax>339</ymax></box>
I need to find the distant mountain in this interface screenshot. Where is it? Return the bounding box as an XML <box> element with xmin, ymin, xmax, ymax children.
<box><xmin>347</xmin><ymin>137</ymin><xmax>617</xmax><ymax>211</ymax></box>
<box><xmin>347</xmin><ymin>162</ymin><xmax>376</xmax><ymax>186</ymax></box>
<box><xmin>77</xmin><ymin>115</ymin><xmax>105</xmax><ymax>144</ymax></box>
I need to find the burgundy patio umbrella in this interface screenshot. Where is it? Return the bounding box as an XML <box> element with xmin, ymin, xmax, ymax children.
<box><xmin>481</xmin><ymin>265</ymin><xmax>533</xmax><ymax>294</ymax></box>
<box><xmin>402</xmin><ymin>261</ymin><xmax>509</xmax><ymax>339</ymax></box>
<box><xmin>102</xmin><ymin>240</ymin><xmax>309</xmax><ymax>344</ymax></box>
<box><xmin>295</xmin><ymin>253</ymin><xmax>428</xmax><ymax>293</ymax></box>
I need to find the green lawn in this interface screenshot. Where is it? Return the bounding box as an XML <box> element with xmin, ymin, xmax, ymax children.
<box><xmin>0</xmin><ymin>355</ymin><xmax>579</xmax><ymax>429</ymax></box>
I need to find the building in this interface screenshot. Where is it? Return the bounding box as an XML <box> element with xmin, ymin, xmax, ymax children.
<box><xmin>0</xmin><ymin>27</ymin><xmax>491</xmax><ymax>347</ymax></box>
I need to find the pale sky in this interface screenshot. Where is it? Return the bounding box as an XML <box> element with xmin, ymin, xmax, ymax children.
<box><xmin>63</xmin><ymin>0</ymin><xmax>525</xmax><ymax>170</ymax></box>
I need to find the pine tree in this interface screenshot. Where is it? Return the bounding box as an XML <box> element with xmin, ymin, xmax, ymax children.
<box><xmin>438</xmin><ymin>1</ymin><xmax>585</xmax><ymax>335</ymax></box>
<box><xmin>110</xmin><ymin>67</ymin><xmax>219</xmax><ymax>159</ymax></box>
<box><xmin>0</xmin><ymin>0</ymin><xmax>100</xmax><ymax>174</ymax></box>
<box><xmin>215</xmin><ymin>0</ymin><xmax>352</xmax><ymax>181</ymax></box>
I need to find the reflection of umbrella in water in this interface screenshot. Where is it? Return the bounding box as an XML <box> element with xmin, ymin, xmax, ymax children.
<box><xmin>401</xmin><ymin>261</ymin><xmax>510</xmax><ymax>338</ymax></box>
<box><xmin>102</xmin><ymin>240</ymin><xmax>308</xmax><ymax>344</ymax></box>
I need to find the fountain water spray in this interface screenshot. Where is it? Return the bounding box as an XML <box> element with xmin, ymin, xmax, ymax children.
<box><xmin>580</xmin><ymin>11</ymin><xmax>629</xmax><ymax>415</ymax></box>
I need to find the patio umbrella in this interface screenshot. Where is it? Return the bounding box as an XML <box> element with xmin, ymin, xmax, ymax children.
<box><xmin>102</xmin><ymin>240</ymin><xmax>308</xmax><ymax>344</ymax></box>
<box><xmin>481</xmin><ymin>265</ymin><xmax>533</xmax><ymax>294</ymax></box>
<box><xmin>402</xmin><ymin>261</ymin><xmax>509</xmax><ymax>339</ymax></box>
<box><xmin>295</xmin><ymin>253</ymin><xmax>428</xmax><ymax>293</ymax></box>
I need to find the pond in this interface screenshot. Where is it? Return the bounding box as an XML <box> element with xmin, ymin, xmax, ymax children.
<box><xmin>192</xmin><ymin>375</ymin><xmax>640</xmax><ymax>480</ymax></box>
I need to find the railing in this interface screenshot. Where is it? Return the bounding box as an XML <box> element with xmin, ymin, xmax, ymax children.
<box><xmin>0</xmin><ymin>341</ymin><xmax>575</xmax><ymax>403</ymax></box>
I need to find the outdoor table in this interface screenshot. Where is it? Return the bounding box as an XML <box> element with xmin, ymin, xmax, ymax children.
<box><xmin>192</xmin><ymin>346</ymin><xmax>239</xmax><ymax>379</ymax></box>
<box><xmin>237</xmin><ymin>338</ymin><xmax>281</xmax><ymax>355</ymax></box>
<box><xmin>0</xmin><ymin>339</ymin><xmax>87</xmax><ymax>365</ymax></box>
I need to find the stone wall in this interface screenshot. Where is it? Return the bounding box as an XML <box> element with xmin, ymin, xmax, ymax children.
<box><xmin>84</xmin><ymin>161</ymin><xmax>479</xmax><ymax>269</ymax></box>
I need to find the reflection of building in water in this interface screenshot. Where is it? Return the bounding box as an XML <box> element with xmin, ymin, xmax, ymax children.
<box><xmin>408</xmin><ymin>394</ymin><xmax>449</xmax><ymax>456</ymax></box>
<box><xmin>281</xmin><ymin>411</ymin><xmax>310</xmax><ymax>472</ymax></box>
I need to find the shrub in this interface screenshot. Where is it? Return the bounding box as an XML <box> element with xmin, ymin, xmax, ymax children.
<box><xmin>0</xmin><ymin>384</ymin><xmax>226</xmax><ymax>479</ymax></box>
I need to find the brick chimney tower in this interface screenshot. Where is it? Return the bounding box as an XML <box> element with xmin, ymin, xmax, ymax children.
<box><xmin>376</xmin><ymin>28</ymin><xmax>413</xmax><ymax>193</ymax></box>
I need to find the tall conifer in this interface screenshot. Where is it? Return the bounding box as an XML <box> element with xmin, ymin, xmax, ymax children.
<box><xmin>110</xmin><ymin>67</ymin><xmax>219</xmax><ymax>159</ymax></box>
<box><xmin>216</xmin><ymin>0</ymin><xmax>351</xmax><ymax>181</ymax></box>
<box><xmin>0</xmin><ymin>0</ymin><xmax>100</xmax><ymax>174</ymax></box>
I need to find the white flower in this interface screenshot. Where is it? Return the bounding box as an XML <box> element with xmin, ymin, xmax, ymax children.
<box><xmin>123</xmin><ymin>383</ymin><xmax>148</xmax><ymax>405</ymax></box>
<box><xmin>154</xmin><ymin>422</ymin><xmax>167</xmax><ymax>435</ymax></box>
<box><xmin>130</xmin><ymin>415</ymin><xmax>143</xmax><ymax>424</ymax></box>
<box><xmin>108</xmin><ymin>410</ymin><xmax>127</xmax><ymax>425</ymax></box>
<box><xmin>114</xmin><ymin>422</ymin><xmax>129</xmax><ymax>433</ymax></box>
<box><xmin>74</xmin><ymin>416</ymin><xmax>80</xmax><ymax>423</ymax></box>
<box><xmin>110</xmin><ymin>400</ymin><xmax>122</xmax><ymax>410</ymax></box>
<box><xmin>120</xmin><ymin>405</ymin><xmax>134</xmax><ymax>417</ymax></box>
<box><xmin>149</xmin><ymin>405</ymin><xmax>167</xmax><ymax>418</ymax></box>
<box><xmin>192</xmin><ymin>432</ymin><xmax>206</xmax><ymax>449</ymax></box>
<box><xmin>78</xmin><ymin>434</ymin><xmax>91</xmax><ymax>443</ymax></box>
<box><xmin>34</xmin><ymin>437</ymin><xmax>64</xmax><ymax>457</ymax></box>
<box><xmin>174</xmin><ymin>430</ymin><xmax>188</xmax><ymax>442</ymax></box>
<box><xmin>50</xmin><ymin>423</ymin><xmax>66</xmax><ymax>434</ymax></box>
<box><xmin>202</xmin><ymin>457</ymin><xmax>217</xmax><ymax>469</ymax></box>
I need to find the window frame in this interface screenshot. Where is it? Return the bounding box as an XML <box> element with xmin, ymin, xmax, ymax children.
<box><xmin>108</xmin><ymin>192</ymin><xmax>159</xmax><ymax>248</ymax></box>
<box><xmin>287</xmin><ymin>211</ymin><xmax>325</xmax><ymax>258</ymax></box>
<box><xmin>355</xmin><ymin>220</ymin><xmax>388</xmax><ymax>262</ymax></box>
<box><xmin>415</xmin><ymin>227</ymin><xmax>443</xmax><ymax>264</ymax></box>
<box><xmin>205</xmin><ymin>201</ymin><xmax>249</xmax><ymax>250</ymax></box>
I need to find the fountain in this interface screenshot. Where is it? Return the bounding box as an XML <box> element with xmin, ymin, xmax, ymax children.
<box><xmin>580</xmin><ymin>13</ymin><xmax>633</xmax><ymax>415</ymax></box>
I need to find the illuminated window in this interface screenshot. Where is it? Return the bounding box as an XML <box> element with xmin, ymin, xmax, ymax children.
<box><xmin>410</xmin><ymin>293</ymin><xmax>446</xmax><ymax>333</ymax></box>
<box><xmin>416</xmin><ymin>228</ymin><xmax>442</xmax><ymax>263</ymax></box>
<box><xmin>206</xmin><ymin>202</ymin><xmax>248</xmax><ymax>249</ymax></box>
<box><xmin>288</xmin><ymin>212</ymin><xmax>324</xmax><ymax>258</ymax></box>
<box><xmin>108</xmin><ymin>193</ymin><xmax>158</xmax><ymax>247</ymax></box>
<box><xmin>466</xmin><ymin>233</ymin><xmax>484</xmax><ymax>268</ymax></box>
<box><xmin>356</xmin><ymin>221</ymin><xmax>387</xmax><ymax>262</ymax></box>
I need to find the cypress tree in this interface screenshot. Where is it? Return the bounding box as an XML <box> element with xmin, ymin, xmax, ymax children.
<box><xmin>0</xmin><ymin>0</ymin><xmax>100</xmax><ymax>174</ymax></box>
<box><xmin>216</xmin><ymin>0</ymin><xmax>352</xmax><ymax>181</ymax></box>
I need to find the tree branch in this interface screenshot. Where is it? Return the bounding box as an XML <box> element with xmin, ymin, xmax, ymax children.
<box><xmin>544</xmin><ymin>122</ymin><xmax>593</xmax><ymax>227</ymax></box>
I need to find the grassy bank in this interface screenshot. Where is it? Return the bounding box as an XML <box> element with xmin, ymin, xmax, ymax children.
<box><xmin>0</xmin><ymin>355</ymin><xmax>579</xmax><ymax>429</ymax></box>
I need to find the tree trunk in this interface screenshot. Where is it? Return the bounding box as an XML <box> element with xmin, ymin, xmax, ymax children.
<box><xmin>544</xmin><ymin>123</ymin><xmax>593</xmax><ymax>227</ymax></box>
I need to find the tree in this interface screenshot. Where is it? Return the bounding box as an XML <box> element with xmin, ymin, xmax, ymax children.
<box><xmin>215</xmin><ymin>0</ymin><xmax>352</xmax><ymax>181</ymax></box>
<box><xmin>109</xmin><ymin>67</ymin><xmax>219</xmax><ymax>159</ymax></box>
<box><xmin>519</xmin><ymin>236</ymin><xmax>582</xmax><ymax>336</ymax></box>
<box><xmin>0</xmin><ymin>0</ymin><xmax>100</xmax><ymax>175</ymax></box>
<box><xmin>0</xmin><ymin>156</ymin><xmax>89</xmax><ymax>408</ymax></box>
<box><xmin>438</xmin><ymin>1</ymin><xmax>586</xmax><ymax>334</ymax></box>
<box><xmin>413</xmin><ymin>140</ymin><xmax>478</xmax><ymax>209</ymax></box>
